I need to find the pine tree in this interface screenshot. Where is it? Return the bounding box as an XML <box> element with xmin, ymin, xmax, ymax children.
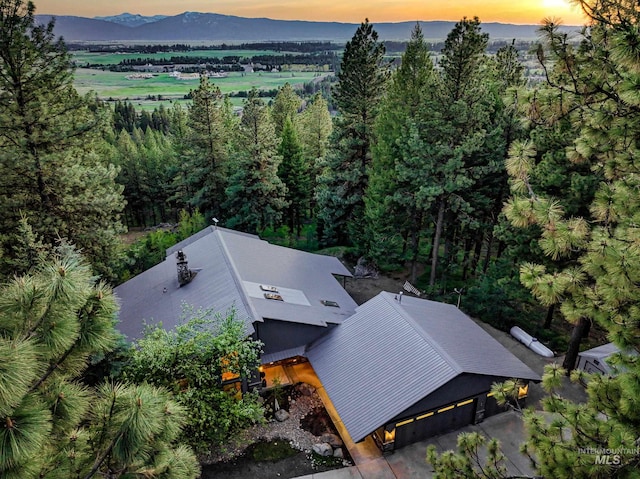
<box><xmin>224</xmin><ymin>90</ymin><xmax>287</xmax><ymax>233</ymax></box>
<box><xmin>315</xmin><ymin>19</ymin><xmax>389</xmax><ymax>245</ymax></box>
<box><xmin>366</xmin><ymin>23</ymin><xmax>436</xmax><ymax>276</ymax></box>
<box><xmin>0</xmin><ymin>0</ymin><xmax>125</xmax><ymax>279</ymax></box>
<box><xmin>278</xmin><ymin>117</ymin><xmax>310</xmax><ymax>236</ymax></box>
<box><xmin>0</xmin><ymin>247</ymin><xmax>199</xmax><ymax>479</ymax></box>
<box><xmin>178</xmin><ymin>75</ymin><xmax>233</xmax><ymax>219</ymax></box>
<box><xmin>271</xmin><ymin>82</ymin><xmax>302</xmax><ymax>136</ymax></box>
<box><xmin>456</xmin><ymin>41</ymin><xmax>526</xmax><ymax>281</ymax></box>
<box><xmin>297</xmin><ymin>92</ymin><xmax>332</xmax><ymax>213</ymax></box>
<box><xmin>297</xmin><ymin>93</ymin><xmax>332</xmax><ymax>164</ymax></box>
<box><xmin>112</xmin><ymin>100</ymin><xmax>136</xmax><ymax>133</ymax></box>
<box><xmin>424</xmin><ymin>16</ymin><xmax>494</xmax><ymax>286</ymax></box>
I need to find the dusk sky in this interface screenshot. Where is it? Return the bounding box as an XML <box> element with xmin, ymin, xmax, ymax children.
<box><xmin>36</xmin><ymin>0</ymin><xmax>586</xmax><ymax>25</ymax></box>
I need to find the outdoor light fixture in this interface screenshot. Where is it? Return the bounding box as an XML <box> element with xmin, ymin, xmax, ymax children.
<box><xmin>518</xmin><ymin>383</ymin><xmax>529</xmax><ymax>399</ymax></box>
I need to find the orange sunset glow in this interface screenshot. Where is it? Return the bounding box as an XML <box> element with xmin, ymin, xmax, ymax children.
<box><xmin>36</xmin><ymin>0</ymin><xmax>587</xmax><ymax>25</ymax></box>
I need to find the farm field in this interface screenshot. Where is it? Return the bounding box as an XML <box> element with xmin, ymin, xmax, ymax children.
<box><xmin>72</xmin><ymin>49</ymin><xmax>295</xmax><ymax>66</ymax></box>
<box><xmin>74</xmin><ymin>68</ymin><xmax>329</xmax><ymax>108</ymax></box>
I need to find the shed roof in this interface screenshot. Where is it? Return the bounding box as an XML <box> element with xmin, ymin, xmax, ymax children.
<box><xmin>306</xmin><ymin>292</ymin><xmax>540</xmax><ymax>443</ymax></box>
<box><xmin>578</xmin><ymin>342</ymin><xmax>620</xmax><ymax>360</ymax></box>
<box><xmin>114</xmin><ymin>227</ymin><xmax>356</xmax><ymax>341</ymax></box>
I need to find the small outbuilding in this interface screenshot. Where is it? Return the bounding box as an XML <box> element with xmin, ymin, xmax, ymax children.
<box><xmin>306</xmin><ymin>292</ymin><xmax>540</xmax><ymax>452</ymax></box>
<box><xmin>575</xmin><ymin>342</ymin><xmax>637</xmax><ymax>377</ymax></box>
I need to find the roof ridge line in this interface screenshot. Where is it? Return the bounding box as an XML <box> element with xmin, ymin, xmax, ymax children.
<box><xmin>215</xmin><ymin>229</ymin><xmax>262</xmax><ymax>324</ymax></box>
<box><xmin>382</xmin><ymin>292</ymin><xmax>464</xmax><ymax>374</ymax></box>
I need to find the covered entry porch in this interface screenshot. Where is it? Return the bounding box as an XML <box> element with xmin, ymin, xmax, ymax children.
<box><xmin>260</xmin><ymin>359</ymin><xmax>388</xmax><ymax>467</ymax></box>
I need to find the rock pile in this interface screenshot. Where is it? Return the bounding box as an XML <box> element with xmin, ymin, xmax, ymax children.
<box><xmin>201</xmin><ymin>381</ymin><xmax>350</xmax><ymax>467</ymax></box>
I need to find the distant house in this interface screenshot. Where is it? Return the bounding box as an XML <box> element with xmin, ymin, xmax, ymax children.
<box><xmin>306</xmin><ymin>292</ymin><xmax>540</xmax><ymax>451</ymax></box>
<box><xmin>114</xmin><ymin>227</ymin><xmax>539</xmax><ymax>451</ymax></box>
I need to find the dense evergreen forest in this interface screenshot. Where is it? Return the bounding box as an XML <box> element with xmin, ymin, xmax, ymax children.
<box><xmin>2</xmin><ymin>0</ymin><xmax>640</xmax><ymax>477</ymax></box>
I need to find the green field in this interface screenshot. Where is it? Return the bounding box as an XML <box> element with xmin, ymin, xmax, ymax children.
<box><xmin>74</xmin><ymin>68</ymin><xmax>327</xmax><ymax>103</ymax></box>
<box><xmin>72</xmin><ymin>49</ymin><xmax>295</xmax><ymax>66</ymax></box>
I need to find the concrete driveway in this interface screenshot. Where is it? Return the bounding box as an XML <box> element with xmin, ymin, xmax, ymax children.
<box><xmin>295</xmin><ymin>410</ymin><xmax>533</xmax><ymax>479</ymax></box>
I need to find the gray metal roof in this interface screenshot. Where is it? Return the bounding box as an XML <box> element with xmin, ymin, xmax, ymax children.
<box><xmin>114</xmin><ymin>227</ymin><xmax>357</xmax><ymax>340</ymax></box>
<box><xmin>306</xmin><ymin>292</ymin><xmax>540</xmax><ymax>443</ymax></box>
<box><xmin>114</xmin><ymin>227</ymin><xmax>255</xmax><ymax>340</ymax></box>
<box><xmin>578</xmin><ymin>342</ymin><xmax>636</xmax><ymax>360</ymax></box>
<box><xmin>219</xmin><ymin>229</ymin><xmax>356</xmax><ymax>327</ymax></box>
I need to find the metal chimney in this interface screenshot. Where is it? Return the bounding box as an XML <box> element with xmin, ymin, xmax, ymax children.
<box><xmin>176</xmin><ymin>250</ymin><xmax>196</xmax><ymax>286</ymax></box>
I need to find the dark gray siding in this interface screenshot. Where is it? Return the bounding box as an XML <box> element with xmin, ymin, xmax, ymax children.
<box><xmin>389</xmin><ymin>373</ymin><xmax>502</xmax><ymax>422</ymax></box>
<box><xmin>393</xmin><ymin>399</ymin><xmax>477</xmax><ymax>448</ymax></box>
<box><xmin>256</xmin><ymin>319</ymin><xmax>335</xmax><ymax>357</ymax></box>
<box><xmin>384</xmin><ymin>373</ymin><xmax>514</xmax><ymax>449</ymax></box>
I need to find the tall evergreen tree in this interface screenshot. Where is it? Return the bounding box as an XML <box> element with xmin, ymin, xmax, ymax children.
<box><xmin>178</xmin><ymin>75</ymin><xmax>232</xmax><ymax>219</ymax></box>
<box><xmin>224</xmin><ymin>90</ymin><xmax>287</xmax><ymax>233</ymax></box>
<box><xmin>0</xmin><ymin>0</ymin><xmax>125</xmax><ymax>279</ymax></box>
<box><xmin>298</xmin><ymin>93</ymin><xmax>332</xmax><ymax>165</ymax></box>
<box><xmin>112</xmin><ymin>100</ymin><xmax>136</xmax><ymax>133</ymax></box>
<box><xmin>315</xmin><ymin>19</ymin><xmax>389</xmax><ymax>245</ymax></box>
<box><xmin>297</xmin><ymin>92</ymin><xmax>332</xmax><ymax>214</ymax></box>
<box><xmin>366</xmin><ymin>23</ymin><xmax>436</xmax><ymax>278</ymax></box>
<box><xmin>457</xmin><ymin>41</ymin><xmax>527</xmax><ymax>281</ymax></box>
<box><xmin>0</xmin><ymin>247</ymin><xmax>199</xmax><ymax>479</ymax></box>
<box><xmin>167</xmin><ymin>102</ymin><xmax>194</xmax><ymax>213</ymax></box>
<box><xmin>425</xmin><ymin>16</ymin><xmax>494</xmax><ymax>286</ymax></box>
<box><xmin>278</xmin><ymin>117</ymin><xmax>310</xmax><ymax>236</ymax></box>
<box><xmin>271</xmin><ymin>82</ymin><xmax>302</xmax><ymax>136</ymax></box>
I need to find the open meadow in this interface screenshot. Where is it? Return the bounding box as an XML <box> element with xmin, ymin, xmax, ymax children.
<box><xmin>73</xmin><ymin>68</ymin><xmax>329</xmax><ymax>109</ymax></box>
<box><xmin>73</xmin><ymin>49</ymin><xmax>295</xmax><ymax>66</ymax></box>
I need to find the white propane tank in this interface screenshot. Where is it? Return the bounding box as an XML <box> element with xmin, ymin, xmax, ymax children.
<box><xmin>510</xmin><ymin>326</ymin><xmax>554</xmax><ymax>358</ymax></box>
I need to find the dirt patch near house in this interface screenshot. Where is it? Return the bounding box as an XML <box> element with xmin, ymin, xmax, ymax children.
<box><xmin>344</xmin><ymin>272</ymin><xmax>409</xmax><ymax>305</ymax></box>
<box><xmin>201</xmin><ymin>444</ymin><xmax>335</xmax><ymax>479</ymax></box>
<box><xmin>121</xmin><ymin>228</ymin><xmax>146</xmax><ymax>245</ymax></box>
<box><xmin>200</xmin><ymin>383</ymin><xmax>349</xmax><ymax>479</ymax></box>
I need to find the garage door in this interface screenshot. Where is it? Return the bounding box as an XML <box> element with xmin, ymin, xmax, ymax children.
<box><xmin>394</xmin><ymin>398</ymin><xmax>477</xmax><ymax>448</ymax></box>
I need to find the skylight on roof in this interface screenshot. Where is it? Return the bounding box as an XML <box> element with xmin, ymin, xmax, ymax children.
<box><xmin>260</xmin><ymin>284</ymin><xmax>279</xmax><ymax>293</ymax></box>
<box><xmin>321</xmin><ymin>300</ymin><xmax>340</xmax><ymax>308</ymax></box>
<box><xmin>264</xmin><ymin>293</ymin><xmax>284</xmax><ymax>301</ymax></box>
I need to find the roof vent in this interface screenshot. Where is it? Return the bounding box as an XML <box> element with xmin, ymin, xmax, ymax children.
<box><xmin>175</xmin><ymin>250</ymin><xmax>197</xmax><ymax>286</ymax></box>
<box><xmin>321</xmin><ymin>300</ymin><xmax>339</xmax><ymax>308</ymax></box>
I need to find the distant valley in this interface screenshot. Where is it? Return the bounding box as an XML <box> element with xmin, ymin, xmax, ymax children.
<box><xmin>35</xmin><ymin>11</ymin><xmax>580</xmax><ymax>42</ymax></box>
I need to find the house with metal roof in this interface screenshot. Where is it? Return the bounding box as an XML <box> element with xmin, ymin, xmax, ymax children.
<box><xmin>114</xmin><ymin>226</ymin><xmax>357</xmax><ymax>369</ymax></box>
<box><xmin>306</xmin><ymin>292</ymin><xmax>540</xmax><ymax>451</ymax></box>
<box><xmin>115</xmin><ymin>227</ymin><xmax>540</xmax><ymax>452</ymax></box>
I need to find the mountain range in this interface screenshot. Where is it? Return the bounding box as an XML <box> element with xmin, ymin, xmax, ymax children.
<box><xmin>94</xmin><ymin>13</ymin><xmax>168</xmax><ymax>27</ymax></box>
<box><xmin>34</xmin><ymin>12</ymin><xmax>580</xmax><ymax>43</ymax></box>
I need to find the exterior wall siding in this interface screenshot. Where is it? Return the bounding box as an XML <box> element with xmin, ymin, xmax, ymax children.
<box><xmin>378</xmin><ymin>374</ymin><xmax>515</xmax><ymax>451</ymax></box>
<box><xmin>256</xmin><ymin>318</ymin><xmax>335</xmax><ymax>356</ymax></box>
